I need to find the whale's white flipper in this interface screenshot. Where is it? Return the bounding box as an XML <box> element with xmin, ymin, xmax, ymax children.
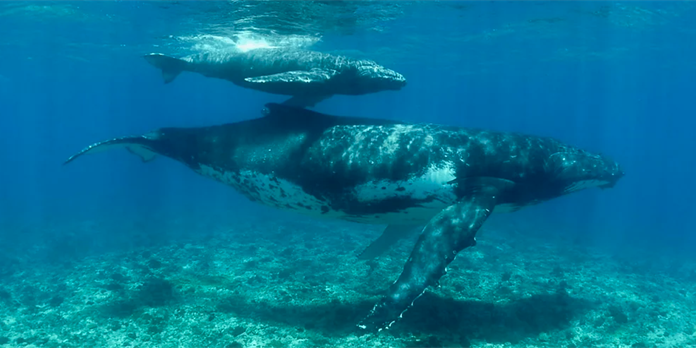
<box><xmin>357</xmin><ymin>225</ymin><xmax>423</xmax><ymax>260</ymax></box>
<box><xmin>358</xmin><ymin>193</ymin><xmax>498</xmax><ymax>332</ymax></box>
<box><xmin>244</xmin><ymin>68</ymin><xmax>338</xmax><ymax>86</ymax></box>
<box><xmin>63</xmin><ymin>136</ymin><xmax>157</xmax><ymax>165</ymax></box>
<box><xmin>244</xmin><ymin>69</ymin><xmax>337</xmax><ymax>108</ymax></box>
<box><xmin>143</xmin><ymin>53</ymin><xmax>188</xmax><ymax>84</ymax></box>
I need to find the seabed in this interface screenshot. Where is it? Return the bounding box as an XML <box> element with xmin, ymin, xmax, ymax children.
<box><xmin>1</xmin><ymin>211</ymin><xmax>694</xmax><ymax>348</ymax></box>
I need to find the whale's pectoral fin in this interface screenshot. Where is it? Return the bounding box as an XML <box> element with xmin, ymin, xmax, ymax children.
<box><xmin>143</xmin><ymin>53</ymin><xmax>188</xmax><ymax>84</ymax></box>
<box><xmin>63</xmin><ymin>136</ymin><xmax>158</xmax><ymax>166</ymax></box>
<box><xmin>244</xmin><ymin>68</ymin><xmax>338</xmax><ymax>86</ymax></box>
<box><xmin>245</xmin><ymin>69</ymin><xmax>337</xmax><ymax>108</ymax></box>
<box><xmin>358</xmin><ymin>192</ymin><xmax>498</xmax><ymax>332</ymax></box>
<box><xmin>357</xmin><ymin>225</ymin><xmax>423</xmax><ymax>260</ymax></box>
<box><xmin>281</xmin><ymin>94</ymin><xmax>331</xmax><ymax>108</ymax></box>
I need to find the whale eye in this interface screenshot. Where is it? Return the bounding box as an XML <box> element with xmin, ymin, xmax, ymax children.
<box><xmin>262</xmin><ymin>106</ymin><xmax>270</xmax><ymax>116</ymax></box>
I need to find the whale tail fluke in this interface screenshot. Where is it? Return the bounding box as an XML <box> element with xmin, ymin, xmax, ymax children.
<box><xmin>143</xmin><ymin>53</ymin><xmax>188</xmax><ymax>84</ymax></box>
<box><xmin>63</xmin><ymin>135</ymin><xmax>159</xmax><ymax>166</ymax></box>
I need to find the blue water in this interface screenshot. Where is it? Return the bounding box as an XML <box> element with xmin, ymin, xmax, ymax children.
<box><xmin>3</xmin><ymin>1</ymin><xmax>693</xmax><ymax>249</ymax></box>
<box><xmin>0</xmin><ymin>1</ymin><xmax>695</xmax><ymax>345</ymax></box>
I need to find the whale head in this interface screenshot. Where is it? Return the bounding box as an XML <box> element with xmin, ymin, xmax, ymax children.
<box><xmin>544</xmin><ymin>146</ymin><xmax>624</xmax><ymax>195</ymax></box>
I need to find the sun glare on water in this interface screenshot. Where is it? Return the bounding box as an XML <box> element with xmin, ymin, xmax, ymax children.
<box><xmin>177</xmin><ymin>31</ymin><xmax>320</xmax><ymax>54</ymax></box>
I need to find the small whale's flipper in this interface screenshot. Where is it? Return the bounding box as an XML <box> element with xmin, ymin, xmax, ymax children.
<box><xmin>143</xmin><ymin>53</ymin><xmax>189</xmax><ymax>84</ymax></box>
<box><xmin>244</xmin><ymin>68</ymin><xmax>338</xmax><ymax>85</ymax></box>
<box><xmin>245</xmin><ymin>68</ymin><xmax>336</xmax><ymax>108</ymax></box>
<box><xmin>358</xmin><ymin>188</ymin><xmax>503</xmax><ymax>332</ymax></box>
<box><xmin>63</xmin><ymin>135</ymin><xmax>158</xmax><ymax>166</ymax></box>
<box><xmin>281</xmin><ymin>94</ymin><xmax>331</xmax><ymax>108</ymax></box>
<box><xmin>357</xmin><ymin>225</ymin><xmax>423</xmax><ymax>260</ymax></box>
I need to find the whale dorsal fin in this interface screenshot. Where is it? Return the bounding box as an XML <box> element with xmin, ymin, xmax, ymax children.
<box><xmin>262</xmin><ymin>103</ymin><xmax>402</xmax><ymax>127</ymax></box>
<box><xmin>282</xmin><ymin>94</ymin><xmax>331</xmax><ymax>108</ymax></box>
<box><xmin>262</xmin><ymin>103</ymin><xmax>328</xmax><ymax>119</ymax></box>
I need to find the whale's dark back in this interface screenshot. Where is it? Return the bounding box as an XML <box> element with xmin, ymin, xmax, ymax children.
<box><xmin>151</xmin><ymin>103</ymin><xmax>401</xmax><ymax>174</ymax></box>
<box><xmin>189</xmin><ymin>49</ymin><xmax>362</xmax><ymax>80</ymax></box>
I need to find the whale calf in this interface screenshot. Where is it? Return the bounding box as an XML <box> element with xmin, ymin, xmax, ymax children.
<box><xmin>64</xmin><ymin>104</ymin><xmax>623</xmax><ymax>332</ymax></box>
<box><xmin>144</xmin><ymin>48</ymin><xmax>407</xmax><ymax>108</ymax></box>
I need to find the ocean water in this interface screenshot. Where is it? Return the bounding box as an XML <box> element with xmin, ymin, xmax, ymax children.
<box><xmin>0</xmin><ymin>1</ymin><xmax>695</xmax><ymax>347</ymax></box>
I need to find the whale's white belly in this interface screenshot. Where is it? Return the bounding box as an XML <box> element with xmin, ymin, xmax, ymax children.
<box><xmin>196</xmin><ymin>164</ymin><xmax>466</xmax><ymax>224</ymax></box>
<box><xmin>196</xmin><ymin>163</ymin><xmax>524</xmax><ymax>225</ymax></box>
<box><xmin>196</xmin><ymin>165</ymin><xmax>344</xmax><ymax>218</ymax></box>
<box><xmin>346</xmin><ymin>164</ymin><xmax>459</xmax><ymax>224</ymax></box>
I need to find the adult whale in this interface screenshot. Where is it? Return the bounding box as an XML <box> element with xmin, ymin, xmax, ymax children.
<box><xmin>143</xmin><ymin>48</ymin><xmax>407</xmax><ymax>108</ymax></box>
<box><xmin>63</xmin><ymin>104</ymin><xmax>623</xmax><ymax>332</ymax></box>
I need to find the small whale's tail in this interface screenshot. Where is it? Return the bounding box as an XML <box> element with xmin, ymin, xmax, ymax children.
<box><xmin>143</xmin><ymin>53</ymin><xmax>188</xmax><ymax>84</ymax></box>
<box><xmin>63</xmin><ymin>134</ymin><xmax>159</xmax><ymax>166</ymax></box>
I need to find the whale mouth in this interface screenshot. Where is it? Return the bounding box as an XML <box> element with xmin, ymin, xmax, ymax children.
<box><xmin>599</xmin><ymin>174</ymin><xmax>623</xmax><ymax>189</ymax></box>
<box><xmin>600</xmin><ymin>169</ymin><xmax>625</xmax><ymax>189</ymax></box>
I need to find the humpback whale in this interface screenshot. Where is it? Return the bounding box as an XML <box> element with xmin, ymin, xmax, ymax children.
<box><xmin>144</xmin><ymin>48</ymin><xmax>407</xmax><ymax>108</ymax></box>
<box><xmin>64</xmin><ymin>104</ymin><xmax>624</xmax><ymax>332</ymax></box>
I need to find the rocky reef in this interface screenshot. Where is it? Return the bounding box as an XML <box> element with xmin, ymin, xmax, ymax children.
<box><xmin>0</xmin><ymin>212</ymin><xmax>694</xmax><ymax>348</ymax></box>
